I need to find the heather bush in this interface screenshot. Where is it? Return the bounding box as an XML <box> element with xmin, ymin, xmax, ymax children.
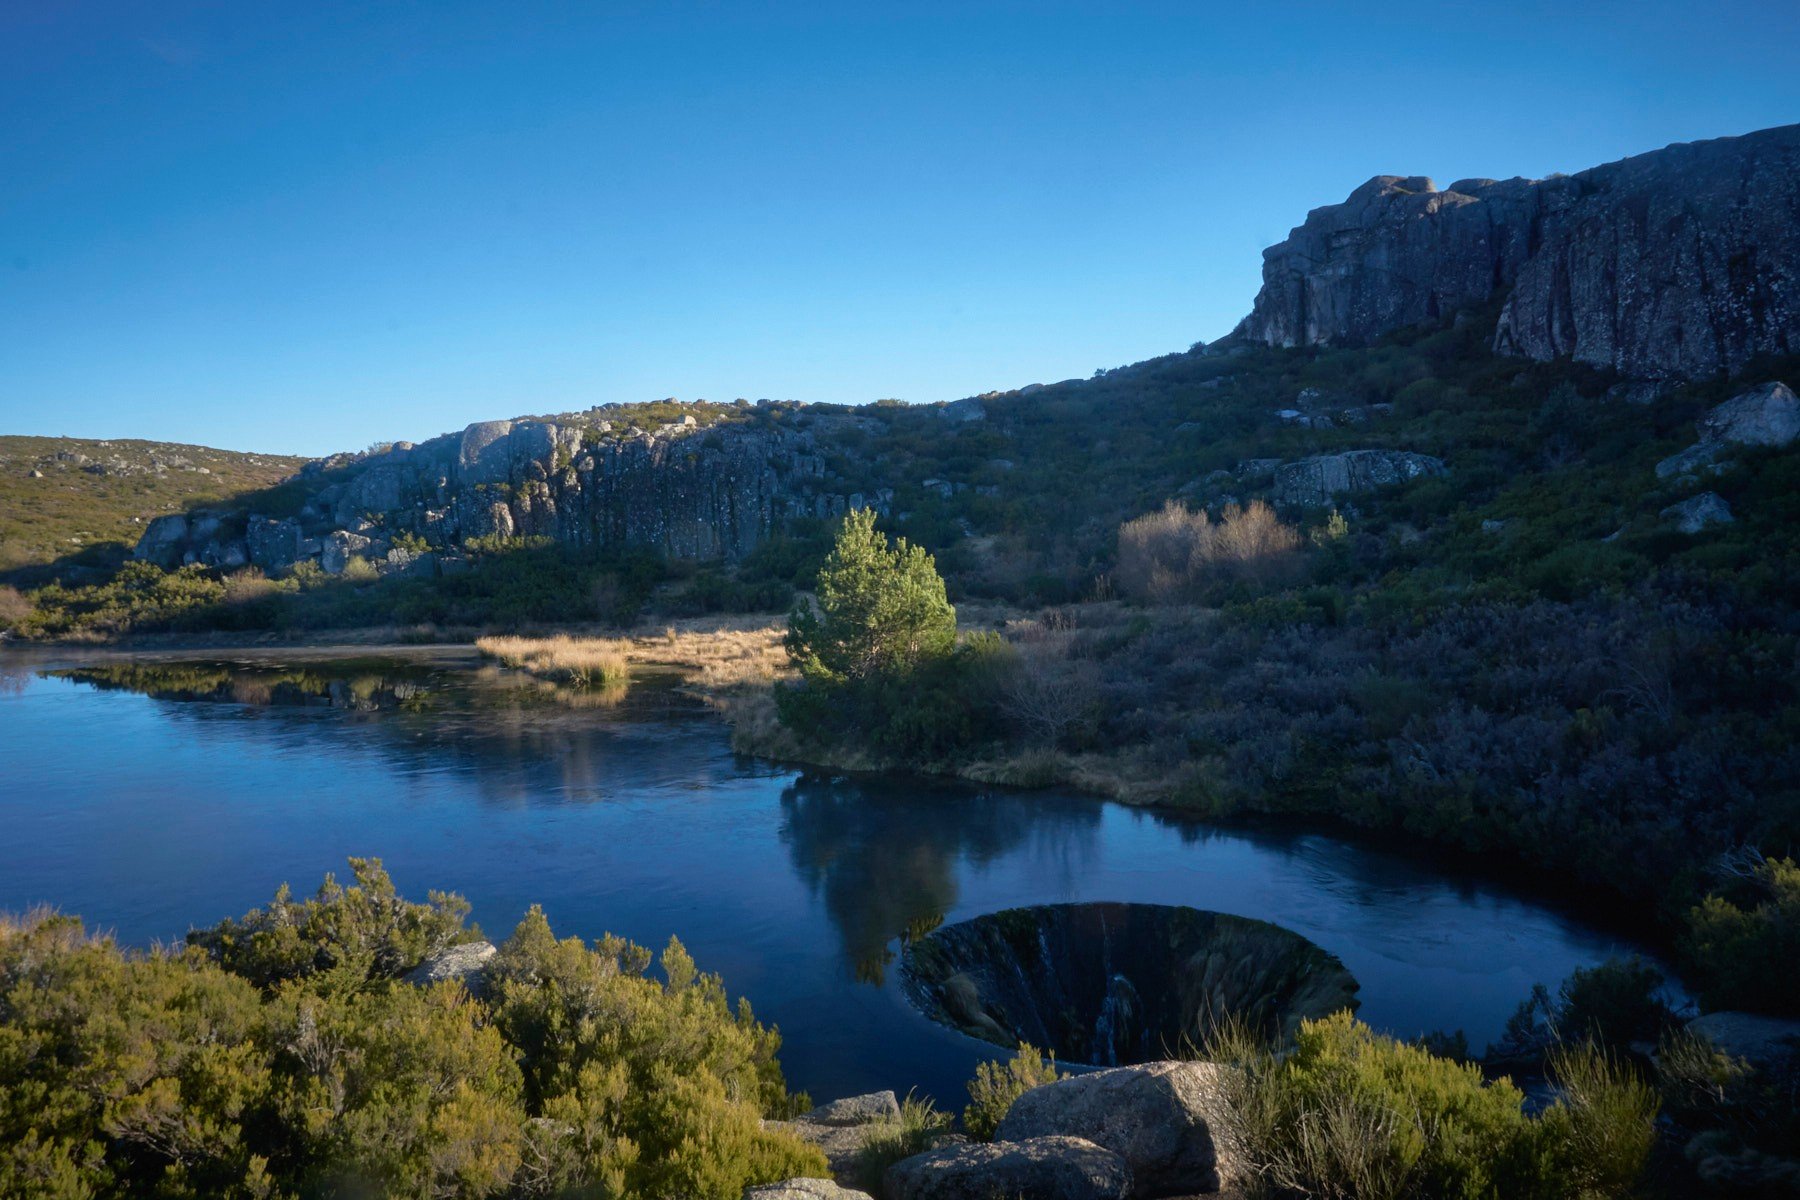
<box><xmin>963</xmin><ymin>1043</ymin><xmax>1064</xmax><ymax>1141</ymax></box>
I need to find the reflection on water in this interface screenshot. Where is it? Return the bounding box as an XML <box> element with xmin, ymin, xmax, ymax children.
<box><xmin>0</xmin><ymin>652</ymin><xmax>1665</xmax><ymax>1104</ymax></box>
<box><xmin>779</xmin><ymin>773</ymin><xmax>1102</xmax><ymax>983</ymax></box>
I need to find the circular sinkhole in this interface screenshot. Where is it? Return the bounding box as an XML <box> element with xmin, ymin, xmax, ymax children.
<box><xmin>900</xmin><ymin>902</ymin><xmax>1359</xmax><ymax>1066</ymax></box>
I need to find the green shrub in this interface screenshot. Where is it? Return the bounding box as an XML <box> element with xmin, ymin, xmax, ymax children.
<box><xmin>963</xmin><ymin>1043</ymin><xmax>1064</xmax><ymax>1141</ymax></box>
<box><xmin>0</xmin><ymin>861</ymin><xmax>824</xmax><ymax>1200</ymax></box>
<box><xmin>851</xmin><ymin>1092</ymin><xmax>951</xmax><ymax>1196</ymax></box>
<box><xmin>1537</xmin><ymin>1042</ymin><xmax>1659</xmax><ymax>1198</ymax></box>
<box><xmin>1497</xmin><ymin>958</ymin><xmax>1676</xmax><ymax>1065</ymax></box>
<box><xmin>778</xmin><ymin>510</ymin><xmax>1005</xmax><ymax>761</ymax></box>
<box><xmin>1681</xmin><ymin>856</ymin><xmax>1800</xmax><ymax>1015</ymax></box>
<box><xmin>1219</xmin><ymin>1011</ymin><xmax>1654</xmax><ymax>1200</ymax></box>
<box><xmin>186</xmin><ymin>856</ymin><xmax>474</xmax><ymax>989</ymax></box>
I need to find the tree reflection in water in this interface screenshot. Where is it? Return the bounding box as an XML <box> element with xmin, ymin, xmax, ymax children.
<box><xmin>777</xmin><ymin>771</ymin><xmax>1103</xmax><ymax>984</ymax></box>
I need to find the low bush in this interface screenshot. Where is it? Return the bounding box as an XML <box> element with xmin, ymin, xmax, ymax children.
<box><xmin>1212</xmin><ymin>1011</ymin><xmax>1655</xmax><ymax>1200</ymax></box>
<box><xmin>0</xmin><ymin>861</ymin><xmax>824</xmax><ymax>1199</ymax></box>
<box><xmin>851</xmin><ymin>1092</ymin><xmax>951</xmax><ymax>1196</ymax></box>
<box><xmin>962</xmin><ymin>1043</ymin><xmax>1064</xmax><ymax>1141</ymax></box>
<box><xmin>1681</xmin><ymin>855</ymin><xmax>1800</xmax><ymax>1016</ymax></box>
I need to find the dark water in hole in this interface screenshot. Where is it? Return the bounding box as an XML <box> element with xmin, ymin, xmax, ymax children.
<box><xmin>0</xmin><ymin>650</ymin><xmax>1665</xmax><ymax>1105</ymax></box>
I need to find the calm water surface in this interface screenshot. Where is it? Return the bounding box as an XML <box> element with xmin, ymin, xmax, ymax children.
<box><xmin>0</xmin><ymin>650</ymin><xmax>1660</xmax><ymax>1104</ymax></box>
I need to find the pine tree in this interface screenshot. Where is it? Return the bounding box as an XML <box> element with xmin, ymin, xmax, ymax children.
<box><xmin>784</xmin><ymin>508</ymin><xmax>955</xmax><ymax>685</ymax></box>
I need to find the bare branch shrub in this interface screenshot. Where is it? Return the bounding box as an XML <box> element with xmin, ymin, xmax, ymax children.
<box><xmin>1117</xmin><ymin>500</ymin><xmax>1302</xmax><ymax>601</ymax></box>
<box><xmin>0</xmin><ymin>584</ymin><xmax>32</xmax><ymax>627</ymax></box>
<box><xmin>998</xmin><ymin>640</ymin><xmax>1099</xmax><ymax>746</ymax></box>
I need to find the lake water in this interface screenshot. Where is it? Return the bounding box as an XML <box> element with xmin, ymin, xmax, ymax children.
<box><xmin>0</xmin><ymin>649</ymin><xmax>1661</xmax><ymax>1105</ymax></box>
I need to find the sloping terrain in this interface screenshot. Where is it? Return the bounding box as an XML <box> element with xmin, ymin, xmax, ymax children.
<box><xmin>0</xmin><ymin>436</ymin><xmax>303</xmax><ymax>583</ymax></box>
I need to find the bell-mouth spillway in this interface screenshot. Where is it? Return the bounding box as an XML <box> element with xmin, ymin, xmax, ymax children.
<box><xmin>900</xmin><ymin>902</ymin><xmax>1360</xmax><ymax>1066</ymax></box>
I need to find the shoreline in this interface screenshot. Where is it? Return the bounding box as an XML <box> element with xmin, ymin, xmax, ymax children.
<box><xmin>5</xmin><ymin>620</ymin><xmax>1675</xmax><ymax>951</ymax></box>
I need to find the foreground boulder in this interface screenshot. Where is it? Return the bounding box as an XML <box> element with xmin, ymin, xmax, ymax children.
<box><xmin>806</xmin><ymin>1091</ymin><xmax>901</xmax><ymax>1127</ymax></box>
<box><xmin>763</xmin><ymin>1091</ymin><xmax>907</xmax><ymax>1179</ymax></box>
<box><xmin>744</xmin><ymin>1180</ymin><xmax>872</xmax><ymax>1200</ymax></box>
<box><xmin>1698</xmin><ymin>381</ymin><xmax>1800</xmax><ymax>447</ymax></box>
<box><xmin>995</xmin><ymin>1062</ymin><xmax>1241</xmax><ymax>1197</ymax></box>
<box><xmin>885</xmin><ymin>1136</ymin><xmax>1131</xmax><ymax>1200</ymax></box>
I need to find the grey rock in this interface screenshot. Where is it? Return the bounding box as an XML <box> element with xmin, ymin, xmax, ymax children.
<box><xmin>458</xmin><ymin>420</ymin><xmax>518</xmax><ymax>485</ymax></box>
<box><xmin>132</xmin><ymin>514</ymin><xmax>191</xmax><ymax>567</ymax></box>
<box><xmin>762</xmin><ymin>1119</ymin><xmax>880</xmax><ymax>1181</ymax></box>
<box><xmin>885</xmin><ymin>1136</ymin><xmax>1131</xmax><ymax>1200</ymax></box>
<box><xmin>1655</xmin><ymin>442</ymin><xmax>1733</xmax><ymax>481</ymax></box>
<box><xmin>245</xmin><ymin>517</ymin><xmax>306</xmax><ymax>570</ymax></box>
<box><xmin>802</xmin><ymin>1091</ymin><xmax>901</xmax><ymax>1128</ymax></box>
<box><xmin>1273</xmin><ymin>450</ymin><xmax>1446</xmax><ymax>508</ymax></box>
<box><xmin>1661</xmin><ymin>492</ymin><xmax>1734</xmax><ymax>533</ymax></box>
<box><xmin>1607</xmin><ymin>380</ymin><xmax>1677</xmax><ymax>406</ymax></box>
<box><xmin>320</xmin><ymin>530</ymin><xmax>373</xmax><ymax>574</ymax></box>
<box><xmin>1698</xmin><ymin>381</ymin><xmax>1800</xmax><ymax>447</ymax></box>
<box><xmin>1237</xmin><ymin>125</ymin><xmax>1800</xmax><ymax>380</ymax></box>
<box><xmin>1685</xmin><ymin>1011</ymin><xmax>1800</xmax><ymax>1068</ymax></box>
<box><xmin>402</xmin><ymin>941</ymin><xmax>497</xmax><ymax>995</ymax></box>
<box><xmin>996</xmin><ymin>1062</ymin><xmax>1242</xmax><ymax>1198</ymax></box>
<box><xmin>743</xmin><ymin>1180</ymin><xmax>873</xmax><ymax>1200</ymax></box>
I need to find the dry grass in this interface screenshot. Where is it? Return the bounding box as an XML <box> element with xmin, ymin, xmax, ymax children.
<box><xmin>475</xmin><ymin>634</ymin><xmax>631</xmax><ymax>688</ymax></box>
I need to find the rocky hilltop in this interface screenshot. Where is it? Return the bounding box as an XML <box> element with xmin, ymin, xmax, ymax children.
<box><xmin>133</xmin><ymin>406</ymin><xmax>892</xmax><ymax>577</ymax></box>
<box><xmin>1235</xmin><ymin>124</ymin><xmax>1800</xmax><ymax>379</ymax></box>
<box><xmin>124</xmin><ymin>125</ymin><xmax>1799</xmax><ymax>580</ymax></box>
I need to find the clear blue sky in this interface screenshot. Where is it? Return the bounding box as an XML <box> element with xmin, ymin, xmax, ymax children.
<box><xmin>4</xmin><ymin>1</ymin><xmax>1797</xmax><ymax>457</ymax></box>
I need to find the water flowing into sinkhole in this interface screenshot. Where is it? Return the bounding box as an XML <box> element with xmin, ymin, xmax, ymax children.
<box><xmin>900</xmin><ymin>902</ymin><xmax>1359</xmax><ymax>1065</ymax></box>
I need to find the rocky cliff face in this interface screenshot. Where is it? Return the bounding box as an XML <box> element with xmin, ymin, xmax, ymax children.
<box><xmin>1236</xmin><ymin>125</ymin><xmax>1800</xmax><ymax>379</ymax></box>
<box><xmin>136</xmin><ymin>409</ymin><xmax>888</xmax><ymax>577</ymax></box>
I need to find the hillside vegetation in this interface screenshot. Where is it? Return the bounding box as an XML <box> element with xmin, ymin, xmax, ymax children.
<box><xmin>0</xmin><ymin>436</ymin><xmax>303</xmax><ymax>584</ymax></box>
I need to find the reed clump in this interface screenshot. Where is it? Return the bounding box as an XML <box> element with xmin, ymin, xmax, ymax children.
<box><xmin>476</xmin><ymin>634</ymin><xmax>631</xmax><ymax>688</ymax></box>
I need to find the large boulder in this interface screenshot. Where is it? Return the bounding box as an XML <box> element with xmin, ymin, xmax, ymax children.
<box><xmin>1697</xmin><ymin>382</ymin><xmax>1800</xmax><ymax>448</ymax></box>
<box><xmin>743</xmin><ymin>1179</ymin><xmax>872</xmax><ymax>1200</ymax></box>
<box><xmin>1271</xmin><ymin>450</ymin><xmax>1446</xmax><ymax>508</ymax></box>
<box><xmin>458</xmin><ymin>420</ymin><xmax>517</xmax><ymax>485</ymax></box>
<box><xmin>402</xmin><ymin>941</ymin><xmax>497</xmax><ymax>996</ymax></box>
<box><xmin>1661</xmin><ymin>492</ymin><xmax>1734</xmax><ymax>534</ymax></box>
<box><xmin>995</xmin><ymin>1062</ymin><xmax>1242</xmax><ymax>1198</ymax></box>
<box><xmin>1658</xmin><ymin>382</ymin><xmax>1799</xmax><ymax>479</ymax></box>
<box><xmin>764</xmin><ymin>1091</ymin><xmax>904</xmax><ymax>1179</ymax></box>
<box><xmin>245</xmin><ymin>517</ymin><xmax>306</xmax><ymax>570</ymax></box>
<box><xmin>805</xmin><ymin>1092</ymin><xmax>901</xmax><ymax>1127</ymax></box>
<box><xmin>1654</xmin><ymin>441</ymin><xmax>1732</xmax><ymax>481</ymax></box>
<box><xmin>885</xmin><ymin>1136</ymin><xmax>1131</xmax><ymax>1200</ymax></box>
<box><xmin>1686</xmin><ymin>1012</ymin><xmax>1800</xmax><ymax>1069</ymax></box>
<box><xmin>320</xmin><ymin>530</ymin><xmax>373</xmax><ymax>574</ymax></box>
<box><xmin>132</xmin><ymin>513</ymin><xmax>190</xmax><ymax>567</ymax></box>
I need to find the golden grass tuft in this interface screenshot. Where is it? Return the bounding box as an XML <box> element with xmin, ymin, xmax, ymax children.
<box><xmin>475</xmin><ymin>634</ymin><xmax>631</xmax><ymax>688</ymax></box>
